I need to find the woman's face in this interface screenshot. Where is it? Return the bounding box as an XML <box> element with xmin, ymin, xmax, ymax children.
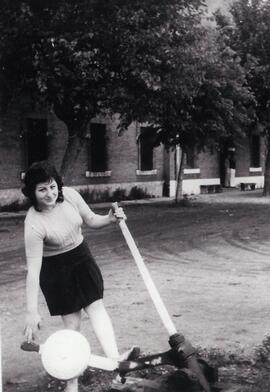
<box><xmin>34</xmin><ymin>178</ymin><xmax>59</xmax><ymax>210</ymax></box>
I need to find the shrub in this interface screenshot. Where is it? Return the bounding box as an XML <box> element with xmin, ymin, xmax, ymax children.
<box><xmin>128</xmin><ymin>186</ymin><xmax>152</xmax><ymax>200</ymax></box>
<box><xmin>112</xmin><ymin>188</ymin><xmax>127</xmax><ymax>202</ymax></box>
<box><xmin>79</xmin><ymin>186</ymin><xmax>153</xmax><ymax>204</ymax></box>
<box><xmin>0</xmin><ymin>199</ymin><xmax>30</xmax><ymax>212</ymax></box>
<box><xmin>79</xmin><ymin>188</ymin><xmax>111</xmax><ymax>204</ymax></box>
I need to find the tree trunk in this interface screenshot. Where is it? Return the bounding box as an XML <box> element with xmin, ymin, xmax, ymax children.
<box><xmin>60</xmin><ymin>133</ymin><xmax>86</xmax><ymax>180</ymax></box>
<box><xmin>263</xmin><ymin>133</ymin><xmax>270</xmax><ymax>196</ymax></box>
<box><xmin>175</xmin><ymin>148</ymin><xmax>185</xmax><ymax>203</ymax></box>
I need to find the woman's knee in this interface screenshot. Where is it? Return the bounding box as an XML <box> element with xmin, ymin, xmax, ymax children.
<box><xmin>84</xmin><ymin>299</ymin><xmax>106</xmax><ymax>317</ymax></box>
<box><xmin>61</xmin><ymin>310</ymin><xmax>82</xmax><ymax>331</ymax></box>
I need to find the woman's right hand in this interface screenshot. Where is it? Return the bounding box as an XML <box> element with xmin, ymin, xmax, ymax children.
<box><xmin>24</xmin><ymin>311</ymin><xmax>41</xmax><ymax>342</ymax></box>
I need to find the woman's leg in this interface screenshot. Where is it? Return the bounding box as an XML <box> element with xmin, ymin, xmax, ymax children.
<box><xmin>61</xmin><ymin>311</ymin><xmax>82</xmax><ymax>392</ymax></box>
<box><xmin>84</xmin><ymin>299</ymin><xmax>120</xmax><ymax>358</ymax></box>
<box><xmin>61</xmin><ymin>310</ymin><xmax>82</xmax><ymax>330</ymax></box>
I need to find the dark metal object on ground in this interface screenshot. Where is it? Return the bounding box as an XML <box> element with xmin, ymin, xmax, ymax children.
<box><xmin>112</xmin><ymin>360</ymin><xmax>241</xmax><ymax>392</ymax></box>
<box><xmin>113</xmin><ymin>346</ymin><xmax>218</xmax><ymax>391</ymax></box>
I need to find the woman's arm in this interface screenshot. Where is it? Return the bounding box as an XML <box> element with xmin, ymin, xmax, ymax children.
<box><xmin>65</xmin><ymin>187</ymin><xmax>126</xmax><ymax>228</ymax></box>
<box><xmin>26</xmin><ymin>256</ymin><xmax>42</xmax><ymax>313</ymax></box>
<box><xmin>24</xmin><ymin>216</ymin><xmax>44</xmax><ymax>342</ymax></box>
<box><xmin>84</xmin><ymin>208</ymin><xmax>119</xmax><ymax>228</ymax></box>
<box><xmin>24</xmin><ymin>256</ymin><xmax>42</xmax><ymax>342</ymax></box>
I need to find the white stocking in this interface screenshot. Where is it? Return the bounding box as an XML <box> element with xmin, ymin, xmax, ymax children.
<box><xmin>84</xmin><ymin>299</ymin><xmax>120</xmax><ymax>358</ymax></box>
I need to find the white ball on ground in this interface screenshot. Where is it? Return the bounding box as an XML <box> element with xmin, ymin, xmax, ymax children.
<box><xmin>41</xmin><ymin>329</ymin><xmax>91</xmax><ymax>380</ymax></box>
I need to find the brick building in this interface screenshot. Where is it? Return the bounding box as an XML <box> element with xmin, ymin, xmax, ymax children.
<box><xmin>0</xmin><ymin>106</ymin><xmax>167</xmax><ymax>205</ymax></box>
<box><xmin>0</xmin><ymin>102</ymin><xmax>265</xmax><ymax>207</ymax></box>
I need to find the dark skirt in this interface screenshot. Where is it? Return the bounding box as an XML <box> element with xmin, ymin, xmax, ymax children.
<box><xmin>40</xmin><ymin>241</ymin><xmax>104</xmax><ymax>316</ymax></box>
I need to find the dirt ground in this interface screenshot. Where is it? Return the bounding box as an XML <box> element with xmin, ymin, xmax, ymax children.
<box><xmin>2</xmin><ymin>189</ymin><xmax>270</xmax><ymax>391</ymax></box>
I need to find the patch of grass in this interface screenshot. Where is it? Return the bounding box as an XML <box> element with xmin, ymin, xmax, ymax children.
<box><xmin>198</xmin><ymin>346</ymin><xmax>252</xmax><ymax>367</ymax></box>
<box><xmin>254</xmin><ymin>335</ymin><xmax>270</xmax><ymax>368</ymax></box>
<box><xmin>197</xmin><ymin>341</ymin><xmax>270</xmax><ymax>392</ymax></box>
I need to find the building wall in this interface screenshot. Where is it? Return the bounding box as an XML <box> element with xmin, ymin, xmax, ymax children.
<box><xmin>168</xmin><ymin>146</ymin><xmax>221</xmax><ymax>196</ymax></box>
<box><xmin>231</xmin><ymin>136</ymin><xmax>265</xmax><ymax>188</ymax></box>
<box><xmin>0</xmin><ymin>109</ymin><xmax>24</xmax><ymax>189</ymax></box>
<box><xmin>0</xmin><ymin>102</ymin><xmax>266</xmax><ymax>205</ymax></box>
<box><xmin>0</xmin><ymin>108</ymin><xmax>166</xmax><ymax>205</ymax></box>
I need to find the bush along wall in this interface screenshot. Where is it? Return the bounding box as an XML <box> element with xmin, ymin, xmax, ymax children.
<box><xmin>0</xmin><ymin>186</ymin><xmax>154</xmax><ymax>212</ymax></box>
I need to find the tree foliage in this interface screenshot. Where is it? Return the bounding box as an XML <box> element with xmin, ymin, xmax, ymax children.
<box><xmin>108</xmin><ymin>3</ymin><xmax>254</xmax><ymax>200</ymax></box>
<box><xmin>105</xmin><ymin>2</ymin><xmax>254</xmax><ymax>153</ymax></box>
<box><xmin>215</xmin><ymin>0</ymin><xmax>270</xmax><ymax>195</ymax></box>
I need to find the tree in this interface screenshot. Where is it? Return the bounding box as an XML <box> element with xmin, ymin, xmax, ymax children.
<box><xmin>0</xmin><ymin>0</ymin><xmax>204</xmax><ymax>178</ymax></box>
<box><xmin>109</xmin><ymin>7</ymin><xmax>254</xmax><ymax>201</ymax></box>
<box><xmin>159</xmin><ymin>29</ymin><xmax>254</xmax><ymax>201</ymax></box>
<box><xmin>216</xmin><ymin>0</ymin><xmax>270</xmax><ymax>196</ymax></box>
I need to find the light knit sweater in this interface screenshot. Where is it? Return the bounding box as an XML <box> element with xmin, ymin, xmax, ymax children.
<box><xmin>24</xmin><ymin>187</ymin><xmax>95</xmax><ymax>258</ymax></box>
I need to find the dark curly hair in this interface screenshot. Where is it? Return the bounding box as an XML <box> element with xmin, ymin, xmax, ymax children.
<box><xmin>22</xmin><ymin>161</ymin><xmax>64</xmax><ymax>210</ymax></box>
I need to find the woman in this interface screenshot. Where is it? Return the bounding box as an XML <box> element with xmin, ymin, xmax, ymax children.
<box><xmin>22</xmin><ymin>161</ymin><xmax>136</xmax><ymax>392</ymax></box>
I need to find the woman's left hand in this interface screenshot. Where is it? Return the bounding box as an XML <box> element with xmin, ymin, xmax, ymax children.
<box><xmin>108</xmin><ymin>206</ymin><xmax>126</xmax><ymax>223</ymax></box>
